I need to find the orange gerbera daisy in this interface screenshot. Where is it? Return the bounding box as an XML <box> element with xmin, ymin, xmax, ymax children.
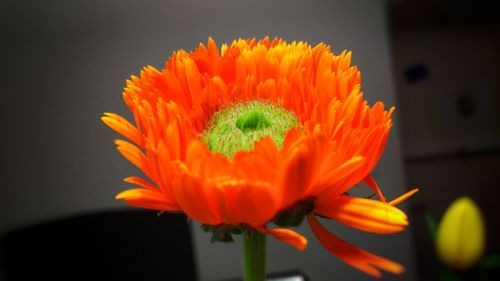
<box><xmin>102</xmin><ymin>37</ymin><xmax>417</xmax><ymax>278</ymax></box>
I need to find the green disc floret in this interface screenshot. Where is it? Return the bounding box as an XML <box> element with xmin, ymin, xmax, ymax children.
<box><xmin>236</xmin><ymin>111</ymin><xmax>271</xmax><ymax>132</ymax></box>
<box><xmin>201</xmin><ymin>100</ymin><xmax>301</xmax><ymax>158</ymax></box>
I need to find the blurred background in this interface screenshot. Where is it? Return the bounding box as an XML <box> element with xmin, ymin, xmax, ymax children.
<box><xmin>0</xmin><ymin>0</ymin><xmax>498</xmax><ymax>280</ymax></box>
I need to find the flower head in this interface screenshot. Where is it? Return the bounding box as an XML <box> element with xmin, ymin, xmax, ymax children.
<box><xmin>102</xmin><ymin>37</ymin><xmax>417</xmax><ymax>277</ymax></box>
<box><xmin>437</xmin><ymin>197</ymin><xmax>485</xmax><ymax>270</ymax></box>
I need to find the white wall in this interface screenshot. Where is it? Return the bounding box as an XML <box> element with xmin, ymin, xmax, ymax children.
<box><xmin>0</xmin><ymin>1</ymin><xmax>415</xmax><ymax>280</ymax></box>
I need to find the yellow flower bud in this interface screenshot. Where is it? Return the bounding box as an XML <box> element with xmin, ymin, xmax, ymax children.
<box><xmin>436</xmin><ymin>197</ymin><xmax>485</xmax><ymax>270</ymax></box>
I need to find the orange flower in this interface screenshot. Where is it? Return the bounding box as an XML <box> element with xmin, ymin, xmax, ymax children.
<box><xmin>102</xmin><ymin>37</ymin><xmax>417</xmax><ymax>277</ymax></box>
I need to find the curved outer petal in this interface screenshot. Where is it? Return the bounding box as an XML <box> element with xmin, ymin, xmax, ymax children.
<box><xmin>259</xmin><ymin>227</ymin><xmax>308</xmax><ymax>251</ymax></box>
<box><xmin>116</xmin><ymin>188</ymin><xmax>180</xmax><ymax>211</ymax></box>
<box><xmin>182</xmin><ymin>138</ymin><xmax>280</xmax><ymax>226</ymax></box>
<box><xmin>277</xmin><ymin>139</ymin><xmax>316</xmax><ymax>209</ymax></box>
<box><xmin>171</xmin><ymin>169</ymin><xmax>221</xmax><ymax>225</ymax></box>
<box><xmin>311</xmin><ymin>156</ymin><xmax>366</xmax><ymax>199</ymax></box>
<box><xmin>307</xmin><ymin>214</ymin><xmax>404</xmax><ymax>278</ymax></box>
<box><xmin>232</xmin><ymin>136</ymin><xmax>280</xmax><ymax>185</ymax></box>
<box><xmin>211</xmin><ymin>178</ymin><xmax>277</xmax><ymax>227</ymax></box>
<box><xmin>123</xmin><ymin>176</ymin><xmax>156</xmax><ymax>191</ymax></box>
<box><xmin>315</xmin><ymin>196</ymin><xmax>408</xmax><ymax>234</ymax></box>
<box><xmin>114</xmin><ymin>139</ymin><xmax>155</xmax><ymax>181</ymax></box>
<box><xmin>102</xmin><ymin>113</ymin><xmax>144</xmax><ymax>147</ymax></box>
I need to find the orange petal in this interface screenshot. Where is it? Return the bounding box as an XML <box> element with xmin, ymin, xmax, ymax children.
<box><xmin>312</xmin><ymin>156</ymin><xmax>366</xmax><ymax>198</ymax></box>
<box><xmin>260</xmin><ymin>227</ymin><xmax>308</xmax><ymax>250</ymax></box>
<box><xmin>102</xmin><ymin>113</ymin><xmax>143</xmax><ymax>147</ymax></box>
<box><xmin>280</xmin><ymin>127</ymin><xmax>303</xmax><ymax>151</ymax></box>
<box><xmin>389</xmin><ymin>188</ymin><xmax>419</xmax><ymax>206</ymax></box>
<box><xmin>116</xmin><ymin>188</ymin><xmax>180</xmax><ymax>211</ymax></box>
<box><xmin>307</xmin><ymin>214</ymin><xmax>405</xmax><ymax>278</ymax></box>
<box><xmin>232</xmin><ymin>137</ymin><xmax>279</xmax><ymax>184</ymax></box>
<box><xmin>277</xmin><ymin>135</ymin><xmax>321</xmax><ymax>209</ymax></box>
<box><xmin>171</xmin><ymin>168</ymin><xmax>221</xmax><ymax>225</ymax></box>
<box><xmin>212</xmin><ymin>179</ymin><xmax>276</xmax><ymax>226</ymax></box>
<box><xmin>315</xmin><ymin>196</ymin><xmax>408</xmax><ymax>234</ymax></box>
<box><xmin>184</xmin><ymin>139</ymin><xmax>230</xmax><ymax>178</ymax></box>
<box><xmin>114</xmin><ymin>139</ymin><xmax>152</xmax><ymax>177</ymax></box>
<box><xmin>363</xmin><ymin>175</ymin><xmax>386</xmax><ymax>202</ymax></box>
<box><xmin>123</xmin><ymin>176</ymin><xmax>156</xmax><ymax>190</ymax></box>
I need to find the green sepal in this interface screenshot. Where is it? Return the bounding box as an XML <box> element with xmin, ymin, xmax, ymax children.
<box><xmin>201</xmin><ymin>224</ymin><xmax>249</xmax><ymax>243</ymax></box>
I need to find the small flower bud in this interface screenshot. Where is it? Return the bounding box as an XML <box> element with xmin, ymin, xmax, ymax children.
<box><xmin>436</xmin><ymin>197</ymin><xmax>485</xmax><ymax>270</ymax></box>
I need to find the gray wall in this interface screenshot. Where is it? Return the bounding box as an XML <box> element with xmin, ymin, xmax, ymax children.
<box><xmin>0</xmin><ymin>1</ymin><xmax>415</xmax><ymax>280</ymax></box>
<box><xmin>392</xmin><ymin>26</ymin><xmax>500</xmax><ymax>279</ymax></box>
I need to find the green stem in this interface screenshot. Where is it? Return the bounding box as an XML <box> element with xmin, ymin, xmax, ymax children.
<box><xmin>243</xmin><ymin>230</ymin><xmax>266</xmax><ymax>281</ymax></box>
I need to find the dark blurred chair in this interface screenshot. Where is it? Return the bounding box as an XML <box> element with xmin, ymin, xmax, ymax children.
<box><xmin>1</xmin><ymin>209</ymin><xmax>197</xmax><ymax>281</ymax></box>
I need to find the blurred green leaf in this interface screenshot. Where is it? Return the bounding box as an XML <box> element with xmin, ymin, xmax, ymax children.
<box><xmin>439</xmin><ymin>266</ymin><xmax>463</xmax><ymax>281</ymax></box>
<box><xmin>478</xmin><ymin>254</ymin><xmax>500</xmax><ymax>269</ymax></box>
<box><xmin>425</xmin><ymin>213</ymin><xmax>438</xmax><ymax>242</ymax></box>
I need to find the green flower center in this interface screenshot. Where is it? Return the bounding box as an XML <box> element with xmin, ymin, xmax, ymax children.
<box><xmin>201</xmin><ymin>100</ymin><xmax>300</xmax><ymax>158</ymax></box>
<box><xmin>236</xmin><ymin>111</ymin><xmax>271</xmax><ymax>132</ymax></box>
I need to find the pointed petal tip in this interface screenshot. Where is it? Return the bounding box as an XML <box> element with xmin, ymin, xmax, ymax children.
<box><xmin>101</xmin><ymin>115</ymin><xmax>117</xmax><ymax>126</ymax></box>
<box><xmin>307</xmin><ymin>214</ymin><xmax>405</xmax><ymax>277</ymax></box>
<box><xmin>115</xmin><ymin>190</ymin><xmax>128</xmax><ymax>200</ymax></box>
<box><xmin>315</xmin><ymin>196</ymin><xmax>409</xmax><ymax>234</ymax></box>
<box><xmin>115</xmin><ymin>189</ymin><xmax>142</xmax><ymax>200</ymax></box>
<box><xmin>389</xmin><ymin>188</ymin><xmax>419</xmax><ymax>206</ymax></box>
<box><xmin>261</xmin><ymin>227</ymin><xmax>308</xmax><ymax>251</ymax></box>
<box><xmin>100</xmin><ymin>116</ymin><xmax>109</xmax><ymax>125</ymax></box>
<box><xmin>114</xmin><ymin>139</ymin><xmax>129</xmax><ymax>147</ymax></box>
